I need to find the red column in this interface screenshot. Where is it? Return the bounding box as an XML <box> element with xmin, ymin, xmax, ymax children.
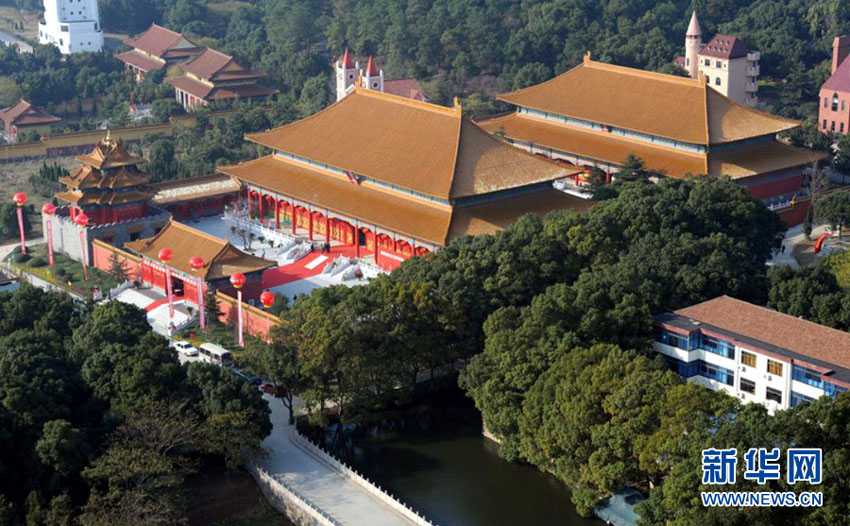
<box><xmin>275</xmin><ymin>199</ymin><xmax>280</xmax><ymax>229</ymax></box>
<box><xmin>374</xmin><ymin>229</ymin><xmax>379</xmax><ymax>266</ymax></box>
<box><xmin>258</xmin><ymin>194</ymin><xmax>264</xmax><ymax>223</ymax></box>
<box><xmin>308</xmin><ymin>210</ymin><xmax>313</xmax><ymax>241</ymax></box>
<box><xmin>606</xmin><ymin>166</ymin><xmax>611</xmax><ymax>185</ymax></box>
<box><xmin>291</xmin><ymin>205</ymin><xmax>297</xmax><ymax>235</ymax></box>
<box><xmin>355</xmin><ymin>227</ymin><xmax>361</xmax><ymax>258</ymax></box>
<box><xmin>325</xmin><ymin>212</ymin><xmax>330</xmax><ymax>244</ymax></box>
<box><xmin>247</xmin><ymin>191</ymin><xmax>253</xmax><ymax>218</ymax></box>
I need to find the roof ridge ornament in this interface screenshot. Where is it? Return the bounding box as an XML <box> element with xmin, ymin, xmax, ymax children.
<box><xmin>583</xmin><ymin>51</ymin><xmax>592</xmax><ymax>63</ymax></box>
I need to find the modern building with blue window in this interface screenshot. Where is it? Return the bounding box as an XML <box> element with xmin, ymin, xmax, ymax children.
<box><xmin>653</xmin><ymin>296</ymin><xmax>850</xmax><ymax>413</ymax></box>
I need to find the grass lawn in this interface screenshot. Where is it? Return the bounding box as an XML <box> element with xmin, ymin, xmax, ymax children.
<box><xmin>9</xmin><ymin>243</ymin><xmax>122</xmax><ymax>298</ymax></box>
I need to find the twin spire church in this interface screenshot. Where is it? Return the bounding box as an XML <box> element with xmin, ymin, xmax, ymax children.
<box><xmin>335</xmin><ymin>48</ymin><xmax>427</xmax><ymax>102</ymax></box>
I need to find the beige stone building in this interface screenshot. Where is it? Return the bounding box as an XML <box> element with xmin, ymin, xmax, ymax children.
<box><xmin>676</xmin><ymin>11</ymin><xmax>760</xmax><ymax>107</ymax></box>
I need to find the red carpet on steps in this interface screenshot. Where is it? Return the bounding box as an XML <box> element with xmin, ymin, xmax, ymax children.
<box><xmin>145</xmin><ymin>296</ymin><xmax>183</xmax><ymax>312</ymax></box>
<box><xmin>261</xmin><ymin>245</ymin><xmax>356</xmax><ymax>289</ymax></box>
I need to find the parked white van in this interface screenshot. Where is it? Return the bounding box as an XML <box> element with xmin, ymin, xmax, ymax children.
<box><xmin>198</xmin><ymin>343</ymin><xmax>234</xmax><ymax>368</ymax></box>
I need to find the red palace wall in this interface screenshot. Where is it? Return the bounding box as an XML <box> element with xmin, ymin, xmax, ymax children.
<box><xmin>778</xmin><ymin>200</ymin><xmax>810</xmax><ymax>227</ymax></box>
<box><xmin>216</xmin><ymin>291</ymin><xmax>277</xmax><ymax>341</ymax></box>
<box><xmin>91</xmin><ymin>240</ymin><xmax>142</xmax><ymax>280</ymax></box>
<box><xmin>745</xmin><ymin>174</ymin><xmax>802</xmax><ymax>201</ymax></box>
<box><xmin>165</xmin><ymin>195</ymin><xmax>237</xmax><ymax>221</ymax></box>
<box><xmin>87</xmin><ymin>202</ymin><xmax>148</xmax><ymax>225</ymax></box>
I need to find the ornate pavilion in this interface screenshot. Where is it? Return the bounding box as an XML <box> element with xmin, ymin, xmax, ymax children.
<box><xmin>219</xmin><ymin>86</ymin><xmax>592</xmax><ymax>271</ymax></box>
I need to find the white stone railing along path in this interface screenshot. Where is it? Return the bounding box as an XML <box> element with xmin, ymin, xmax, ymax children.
<box><xmin>249</xmin><ymin>464</ymin><xmax>342</xmax><ymax>526</ymax></box>
<box><xmin>290</xmin><ymin>429</ymin><xmax>437</xmax><ymax>526</ymax></box>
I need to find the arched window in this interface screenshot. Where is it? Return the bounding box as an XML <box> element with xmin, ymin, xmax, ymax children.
<box><xmin>832</xmin><ymin>93</ymin><xmax>839</xmax><ymax>112</ymax></box>
<box><xmin>715</xmin><ymin>77</ymin><xmax>721</xmax><ymax>86</ymax></box>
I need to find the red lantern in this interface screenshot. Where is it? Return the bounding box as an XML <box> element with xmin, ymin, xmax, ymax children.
<box><xmin>260</xmin><ymin>290</ymin><xmax>274</xmax><ymax>308</ymax></box>
<box><xmin>75</xmin><ymin>213</ymin><xmax>89</xmax><ymax>228</ymax></box>
<box><xmin>188</xmin><ymin>256</ymin><xmax>204</xmax><ymax>271</ymax></box>
<box><xmin>41</xmin><ymin>203</ymin><xmax>56</xmax><ymax>215</ymax></box>
<box><xmin>158</xmin><ymin>248</ymin><xmax>173</xmax><ymax>263</ymax></box>
<box><xmin>230</xmin><ymin>272</ymin><xmax>246</xmax><ymax>289</ymax></box>
<box><xmin>13</xmin><ymin>193</ymin><xmax>26</xmax><ymax>206</ymax></box>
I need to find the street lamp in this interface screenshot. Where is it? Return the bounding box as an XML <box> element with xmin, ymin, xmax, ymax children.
<box><xmin>230</xmin><ymin>272</ymin><xmax>246</xmax><ymax>347</ymax></box>
<box><xmin>74</xmin><ymin>212</ymin><xmax>89</xmax><ymax>281</ymax></box>
<box><xmin>41</xmin><ymin>203</ymin><xmax>56</xmax><ymax>267</ymax></box>
<box><xmin>13</xmin><ymin>192</ymin><xmax>27</xmax><ymax>255</ymax></box>
<box><xmin>188</xmin><ymin>256</ymin><xmax>205</xmax><ymax>330</ymax></box>
<box><xmin>158</xmin><ymin>248</ymin><xmax>174</xmax><ymax>319</ymax></box>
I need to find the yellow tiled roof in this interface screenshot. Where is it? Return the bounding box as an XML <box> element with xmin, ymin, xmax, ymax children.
<box><xmin>477</xmin><ymin>112</ymin><xmax>708</xmax><ymax>179</ymax></box>
<box><xmin>245</xmin><ymin>87</ymin><xmax>575</xmax><ymax>200</ymax></box>
<box><xmin>496</xmin><ymin>55</ymin><xmax>799</xmax><ymax>146</ymax></box>
<box><xmin>125</xmin><ymin>220</ymin><xmax>275</xmax><ymax>281</ymax></box>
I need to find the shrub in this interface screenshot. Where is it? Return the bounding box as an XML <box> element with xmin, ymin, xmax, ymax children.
<box><xmin>54</xmin><ymin>268</ymin><xmax>66</xmax><ymax>277</ymax></box>
<box><xmin>29</xmin><ymin>257</ymin><xmax>47</xmax><ymax>267</ymax></box>
<box><xmin>14</xmin><ymin>253</ymin><xmax>30</xmax><ymax>264</ymax></box>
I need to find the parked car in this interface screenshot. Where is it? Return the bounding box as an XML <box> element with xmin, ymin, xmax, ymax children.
<box><xmin>172</xmin><ymin>340</ymin><xmax>198</xmax><ymax>356</ymax></box>
<box><xmin>261</xmin><ymin>383</ymin><xmax>284</xmax><ymax>397</ymax></box>
<box><xmin>232</xmin><ymin>368</ymin><xmax>262</xmax><ymax>385</ymax></box>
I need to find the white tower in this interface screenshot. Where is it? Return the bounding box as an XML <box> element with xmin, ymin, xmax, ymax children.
<box><xmin>38</xmin><ymin>0</ymin><xmax>103</xmax><ymax>54</ymax></box>
<box><xmin>361</xmin><ymin>56</ymin><xmax>384</xmax><ymax>93</ymax></box>
<box><xmin>335</xmin><ymin>48</ymin><xmax>359</xmax><ymax>101</ymax></box>
<box><xmin>685</xmin><ymin>11</ymin><xmax>702</xmax><ymax>79</ymax></box>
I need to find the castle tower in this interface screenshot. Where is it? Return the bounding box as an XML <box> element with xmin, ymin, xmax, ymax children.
<box><xmin>335</xmin><ymin>48</ymin><xmax>359</xmax><ymax>101</ymax></box>
<box><xmin>361</xmin><ymin>56</ymin><xmax>384</xmax><ymax>93</ymax></box>
<box><xmin>38</xmin><ymin>0</ymin><xmax>103</xmax><ymax>54</ymax></box>
<box><xmin>685</xmin><ymin>10</ymin><xmax>702</xmax><ymax>79</ymax></box>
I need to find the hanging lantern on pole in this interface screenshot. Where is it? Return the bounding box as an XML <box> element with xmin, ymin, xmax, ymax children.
<box><xmin>188</xmin><ymin>256</ymin><xmax>205</xmax><ymax>329</ymax></box>
<box><xmin>230</xmin><ymin>272</ymin><xmax>246</xmax><ymax>347</ymax></box>
<box><xmin>158</xmin><ymin>248</ymin><xmax>174</xmax><ymax>319</ymax></box>
<box><xmin>75</xmin><ymin>212</ymin><xmax>89</xmax><ymax>281</ymax></box>
<box><xmin>13</xmin><ymin>193</ymin><xmax>27</xmax><ymax>255</ymax></box>
<box><xmin>260</xmin><ymin>290</ymin><xmax>275</xmax><ymax>339</ymax></box>
<box><xmin>41</xmin><ymin>203</ymin><xmax>56</xmax><ymax>267</ymax></box>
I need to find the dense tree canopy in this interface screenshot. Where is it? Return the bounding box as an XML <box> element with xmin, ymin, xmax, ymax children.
<box><xmin>0</xmin><ymin>285</ymin><xmax>270</xmax><ymax>524</ymax></box>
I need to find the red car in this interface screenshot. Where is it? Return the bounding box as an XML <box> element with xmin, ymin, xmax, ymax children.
<box><xmin>261</xmin><ymin>383</ymin><xmax>284</xmax><ymax>397</ymax></box>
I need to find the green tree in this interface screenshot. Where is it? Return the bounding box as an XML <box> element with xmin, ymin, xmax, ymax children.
<box><xmin>35</xmin><ymin>420</ymin><xmax>90</xmax><ymax>478</ymax></box>
<box><xmin>815</xmin><ymin>191</ymin><xmax>850</xmax><ymax>237</ymax></box>
<box><xmin>297</xmin><ymin>74</ymin><xmax>330</xmax><ymax>117</ymax></box>
<box><xmin>247</xmin><ymin>331</ymin><xmax>306</xmax><ymax>425</ymax></box>
<box><xmin>616</xmin><ymin>154</ymin><xmax>650</xmax><ymax>182</ymax></box>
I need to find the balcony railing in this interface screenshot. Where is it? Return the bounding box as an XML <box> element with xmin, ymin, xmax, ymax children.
<box><xmin>746</xmin><ymin>66</ymin><xmax>760</xmax><ymax>77</ymax></box>
<box><xmin>745</xmin><ymin>81</ymin><xmax>758</xmax><ymax>92</ymax></box>
<box><xmin>747</xmin><ymin>51</ymin><xmax>761</xmax><ymax>62</ymax></box>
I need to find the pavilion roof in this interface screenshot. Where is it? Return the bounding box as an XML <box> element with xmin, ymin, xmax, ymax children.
<box><xmin>76</xmin><ymin>137</ymin><xmax>147</xmax><ymax>170</ymax></box>
<box><xmin>114</xmin><ymin>50</ymin><xmax>165</xmax><ymax>72</ymax></box>
<box><xmin>0</xmin><ymin>99</ymin><xmax>61</xmax><ymax>127</ymax></box>
<box><xmin>55</xmin><ymin>189</ymin><xmax>153</xmax><ymax>206</ymax></box>
<box><xmin>496</xmin><ymin>55</ymin><xmax>798</xmax><ymax>146</ymax></box>
<box><xmin>246</xmin><ymin>87</ymin><xmax>576</xmax><ymax>200</ymax></box>
<box><xmin>60</xmin><ymin>164</ymin><xmax>150</xmax><ymax>190</ymax></box>
<box><xmin>180</xmin><ymin>48</ymin><xmax>264</xmax><ymax>82</ymax></box>
<box><xmin>124</xmin><ymin>220</ymin><xmax>275</xmax><ymax>281</ymax></box>
<box><xmin>123</xmin><ymin>24</ymin><xmax>199</xmax><ymax>59</ymax></box>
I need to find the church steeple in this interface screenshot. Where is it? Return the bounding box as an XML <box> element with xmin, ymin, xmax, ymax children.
<box><xmin>335</xmin><ymin>47</ymin><xmax>359</xmax><ymax>101</ymax></box>
<box><xmin>362</xmin><ymin>56</ymin><xmax>384</xmax><ymax>92</ymax></box>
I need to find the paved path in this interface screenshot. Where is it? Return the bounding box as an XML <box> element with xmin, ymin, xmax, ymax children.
<box><xmin>258</xmin><ymin>396</ymin><xmax>417</xmax><ymax>526</ymax></box>
<box><xmin>0</xmin><ymin>29</ymin><xmax>32</xmax><ymax>53</ymax></box>
<box><xmin>768</xmin><ymin>223</ymin><xmax>833</xmax><ymax>269</ymax></box>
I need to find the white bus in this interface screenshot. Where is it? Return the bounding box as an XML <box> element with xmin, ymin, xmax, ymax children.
<box><xmin>199</xmin><ymin>343</ymin><xmax>234</xmax><ymax>368</ymax></box>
